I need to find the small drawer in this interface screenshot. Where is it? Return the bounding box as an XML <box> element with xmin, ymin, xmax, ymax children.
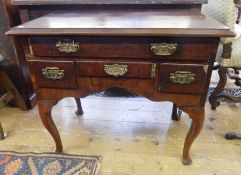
<box><xmin>76</xmin><ymin>61</ymin><xmax>156</xmax><ymax>79</ymax></box>
<box><xmin>29</xmin><ymin>36</ymin><xmax>218</xmax><ymax>61</ymax></box>
<box><xmin>159</xmin><ymin>63</ymin><xmax>208</xmax><ymax>94</ymax></box>
<box><xmin>29</xmin><ymin>60</ymin><xmax>77</xmax><ymax>89</ymax></box>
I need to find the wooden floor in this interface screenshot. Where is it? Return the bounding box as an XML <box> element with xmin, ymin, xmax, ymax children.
<box><xmin>0</xmin><ymin>71</ymin><xmax>241</xmax><ymax>175</ymax></box>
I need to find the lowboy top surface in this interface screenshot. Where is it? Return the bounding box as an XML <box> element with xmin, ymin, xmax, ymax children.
<box><xmin>7</xmin><ymin>10</ymin><xmax>234</xmax><ymax>37</ymax></box>
<box><xmin>11</xmin><ymin>0</ymin><xmax>208</xmax><ymax>5</ymax></box>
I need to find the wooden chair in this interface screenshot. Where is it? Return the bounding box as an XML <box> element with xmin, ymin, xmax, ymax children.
<box><xmin>0</xmin><ymin>54</ymin><xmax>26</xmax><ymax>140</ymax></box>
<box><xmin>202</xmin><ymin>0</ymin><xmax>241</xmax><ymax>109</ymax></box>
<box><xmin>202</xmin><ymin>0</ymin><xmax>241</xmax><ymax>139</ymax></box>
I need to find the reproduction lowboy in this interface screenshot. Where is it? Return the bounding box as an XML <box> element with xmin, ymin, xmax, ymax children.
<box><xmin>7</xmin><ymin>0</ymin><xmax>234</xmax><ymax>165</ymax></box>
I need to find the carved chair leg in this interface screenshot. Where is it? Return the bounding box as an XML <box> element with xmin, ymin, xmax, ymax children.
<box><xmin>75</xmin><ymin>98</ymin><xmax>83</xmax><ymax>116</ymax></box>
<box><xmin>181</xmin><ymin>107</ymin><xmax>205</xmax><ymax>165</ymax></box>
<box><xmin>209</xmin><ymin>67</ymin><xmax>227</xmax><ymax>110</ymax></box>
<box><xmin>171</xmin><ymin>103</ymin><xmax>182</xmax><ymax>121</ymax></box>
<box><xmin>38</xmin><ymin>100</ymin><xmax>63</xmax><ymax>153</ymax></box>
<box><xmin>210</xmin><ymin>67</ymin><xmax>241</xmax><ymax>110</ymax></box>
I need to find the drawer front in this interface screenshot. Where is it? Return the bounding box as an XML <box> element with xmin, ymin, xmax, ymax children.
<box><xmin>76</xmin><ymin>61</ymin><xmax>156</xmax><ymax>79</ymax></box>
<box><xmin>29</xmin><ymin>60</ymin><xmax>77</xmax><ymax>89</ymax></box>
<box><xmin>159</xmin><ymin>63</ymin><xmax>207</xmax><ymax>94</ymax></box>
<box><xmin>30</xmin><ymin>36</ymin><xmax>218</xmax><ymax>61</ymax></box>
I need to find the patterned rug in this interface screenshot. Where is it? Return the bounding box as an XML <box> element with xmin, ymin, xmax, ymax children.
<box><xmin>208</xmin><ymin>87</ymin><xmax>241</xmax><ymax>102</ymax></box>
<box><xmin>0</xmin><ymin>152</ymin><xmax>101</xmax><ymax>175</ymax></box>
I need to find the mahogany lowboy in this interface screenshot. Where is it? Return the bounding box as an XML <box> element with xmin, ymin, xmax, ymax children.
<box><xmin>7</xmin><ymin>7</ymin><xmax>234</xmax><ymax>165</ymax></box>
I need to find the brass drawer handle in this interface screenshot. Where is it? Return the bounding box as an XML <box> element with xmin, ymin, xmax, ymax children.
<box><xmin>170</xmin><ymin>71</ymin><xmax>195</xmax><ymax>84</ymax></box>
<box><xmin>42</xmin><ymin>67</ymin><xmax>65</xmax><ymax>80</ymax></box>
<box><xmin>104</xmin><ymin>64</ymin><xmax>128</xmax><ymax>77</ymax></box>
<box><xmin>56</xmin><ymin>39</ymin><xmax>80</xmax><ymax>53</ymax></box>
<box><xmin>151</xmin><ymin>43</ymin><xmax>177</xmax><ymax>56</ymax></box>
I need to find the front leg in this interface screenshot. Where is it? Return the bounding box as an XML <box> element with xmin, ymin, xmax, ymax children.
<box><xmin>181</xmin><ymin>107</ymin><xmax>205</xmax><ymax>165</ymax></box>
<box><xmin>38</xmin><ymin>100</ymin><xmax>63</xmax><ymax>153</ymax></box>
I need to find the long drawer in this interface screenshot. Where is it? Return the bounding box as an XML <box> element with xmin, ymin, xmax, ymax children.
<box><xmin>29</xmin><ymin>36</ymin><xmax>218</xmax><ymax>61</ymax></box>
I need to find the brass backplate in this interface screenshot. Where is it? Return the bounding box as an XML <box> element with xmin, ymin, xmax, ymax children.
<box><xmin>42</xmin><ymin>67</ymin><xmax>65</xmax><ymax>80</ymax></box>
<box><xmin>150</xmin><ymin>43</ymin><xmax>177</xmax><ymax>56</ymax></box>
<box><xmin>104</xmin><ymin>64</ymin><xmax>128</xmax><ymax>77</ymax></box>
<box><xmin>170</xmin><ymin>71</ymin><xmax>195</xmax><ymax>84</ymax></box>
<box><xmin>56</xmin><ymin>39</ymin><xmax>80</xmax><ymax>53</ymax></box>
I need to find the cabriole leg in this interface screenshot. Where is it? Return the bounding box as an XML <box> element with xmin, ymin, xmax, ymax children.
<box><xmin>181</xmin><ymin>107</ymin><xmax>205</xmax><ymax>165</ymax></box>
<box><xmin>38</xmin><ymin>100</ymin><xmax>63</xmax><ymax>153</ymax></box>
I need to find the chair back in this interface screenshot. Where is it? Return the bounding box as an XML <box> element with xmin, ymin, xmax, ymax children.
<box><xmin>202</xmin><ymin>0</ymin><xmax>236</xmax><ymax>32</ymax></box>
